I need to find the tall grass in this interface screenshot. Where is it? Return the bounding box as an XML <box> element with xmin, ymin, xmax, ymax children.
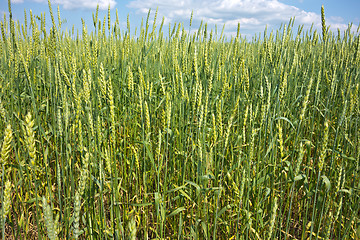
<box><xmin>0</xmin><ymin>1</ymin><xmax>360</xmax><ymax>239</ymax></box>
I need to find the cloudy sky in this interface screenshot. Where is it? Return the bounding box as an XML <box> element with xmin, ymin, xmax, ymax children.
<box><xmin>1</xmin><ymin>0</ymin><xmax>359</xmax><ymax>38</ymax></box>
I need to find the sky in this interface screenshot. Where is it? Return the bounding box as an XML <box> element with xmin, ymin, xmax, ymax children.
<box><xmin>0</xmin><ymin>0</ymin><xmax>359</xmax><ymax>39</ymax></box>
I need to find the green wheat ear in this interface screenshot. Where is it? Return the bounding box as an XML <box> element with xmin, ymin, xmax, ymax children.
<box><xmin>128</xmin><ymin>215</ymin><xmax>137</xmax><ymax>240</ymax></box>
<box><xmin>1</xmin><ymin>124</ymin><xmax>13</xmax><ymax>166</ymax></box>
<box><xmin>321</xmin><ymin>5</ymin><xmax>327</xmax><ymax>42</ymax></box>
<box><xmin>23</xmin><ymin>112</ymin><xmax>37</xmax><ymax>167</ymax></box>
<box><xmin>42</xmin><ymin>196</ymin><xmax>57</xmax><ymax>240</ymax></box>
<box><xmin>1</xmin><ymin>181</ymin><xmax>12</xmax><ymax>231</ymax></box>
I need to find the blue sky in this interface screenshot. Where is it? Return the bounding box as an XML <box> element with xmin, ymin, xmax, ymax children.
<box><xmin>1</xmin><ymin>0</ymin><xmax>359</xmax><ymax>38</ymax></box>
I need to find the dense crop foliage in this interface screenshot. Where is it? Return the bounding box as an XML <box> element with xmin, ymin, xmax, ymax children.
<box><xmin>1</xmin><ymin>1</ymin><xmax>360</xmax><ymax>239</ymax></box>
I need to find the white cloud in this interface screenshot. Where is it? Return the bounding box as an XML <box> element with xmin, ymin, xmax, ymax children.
<box><xmin>17</xmin><ymin>0</ymin><xmax>116</xmax><ymax>10</ymax></box>
<box><xmin>58</xmin><ymin>0</ymin><xmax>116</xmax><ymax>10</ymax></box>
<box><xmin>127</xmin><ymin>0</ymin><xmax>357</xmax><ymax>37</ymax></box>
<box><xmin>11</xmin><ymin>0</ymin><xmax>24</xmax><ymax>3</ymax></box>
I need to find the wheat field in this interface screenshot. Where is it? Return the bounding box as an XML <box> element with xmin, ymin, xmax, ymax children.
<box><xmin>1</xmin><ymin>1</ymin><xmax>360</xmax><ymax>239</ymax></box>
